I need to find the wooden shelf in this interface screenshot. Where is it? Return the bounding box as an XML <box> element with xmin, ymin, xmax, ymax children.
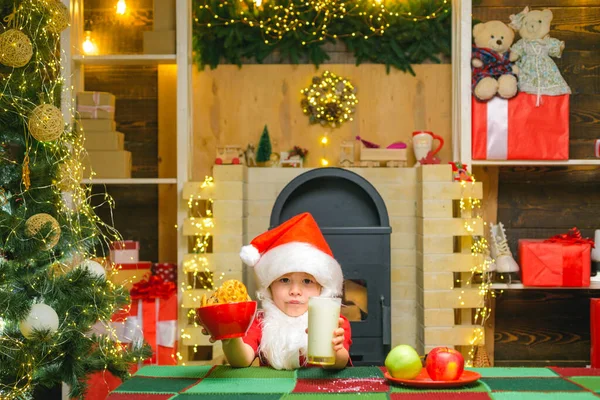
<box><xmin>491</xmin><ymin>281</ymin><xmax>600</xmax><ymax>290</ymax></box>
<box><xmin>472</xmin><ymin>159</ymin><xmax>600</xmax><ymax>166</ymax></box>
<box><xmin>72</xmin><ymin>54</ymin><xmax>176</xmax><ymax>65</ymax></box>
<box><xmin>81</xmin><ymin>178</ymin><xmax>177</xmax><ymax>185</ymax></box>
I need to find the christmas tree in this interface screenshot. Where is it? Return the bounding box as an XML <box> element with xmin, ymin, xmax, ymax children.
<box><xmin>256</xmin><ymin>125</ymin><xmax>272</xmax><ymax>163</ymax></box>
<box><xmin>0</xmin><ymin>1</ymin><xmax>148</xmax><ymax>398</ymax></box>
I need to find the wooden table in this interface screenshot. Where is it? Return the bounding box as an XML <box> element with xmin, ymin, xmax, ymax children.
<box><xmin>107</xmin><ymin>365</ymin><xmax>600</xmax><ymax>399</ymax></box>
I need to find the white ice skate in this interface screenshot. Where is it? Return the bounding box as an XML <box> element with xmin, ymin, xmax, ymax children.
<box><xmin>489</xmin><ymin>222</ymin><xmax>520</xmax><ymax>273</ymax></box>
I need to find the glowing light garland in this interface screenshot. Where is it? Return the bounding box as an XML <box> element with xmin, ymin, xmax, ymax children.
<box><xmin>192</xmin><ymin>0</ymin><xmax>451</xmax><ymax>72</ymax></box>
<box><xmin>178</xmin><ymin>176</ymin><xmax>226</xmax><ymax>363</ymax></box>
<box><xmin>195</xmin><ymin>0</ymin><xmax>449</xmax><ymax>45</ymax></box>
<box><xmin>457</xmin><ymin>179</ymin><xmax>494</xmax><ymax>367</ymax></box>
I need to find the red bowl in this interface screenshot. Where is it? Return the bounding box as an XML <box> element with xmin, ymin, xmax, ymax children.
<box><xmin>196</xmin><ymin>301</ymin><xmax>257</xmax><ymax>341</ymax></box>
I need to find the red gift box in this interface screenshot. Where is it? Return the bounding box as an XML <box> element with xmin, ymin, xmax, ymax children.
<box><xmin>128</xmin><ymin>275</ymin><xmax>179</xmax><ymax>365</ymax></box>
<box><xmin>109</xmin><ymin>261</ymin><xmax>152</xmax><ymax>290</ymax></box>
<box><xmin>592</xmin><ymin>299</ymin><xmax>600</xmax><ymax>368</ymax></box>
<box><xmin>472</xmin><ymin>93</ymin><xmax>569</xmax><ymax>160</ymax></box>
<box><xmin>110</xmin><ymin>240</ymin><xmax>140</xmax><ymax>264</ymax></box>
<box><xmin>153</xmin><ymin>262</ymin><xmax>177</xmax><ymax>283</ymax></box>
<box><xmin>85</xmin><ymin>277</ymin><xmax>177</xmax><ymax>399</ymax></box>
<box><xmin>519</xmin><ymin>229</ymin><xmax>592</xmax><ymax>287</ymax></box>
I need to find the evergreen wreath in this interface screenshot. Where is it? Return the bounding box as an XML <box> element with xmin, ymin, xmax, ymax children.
<box><xmin>192</xmin><ymin>0</ymin><xmax>451</xmax><ymax>74</ymax></box>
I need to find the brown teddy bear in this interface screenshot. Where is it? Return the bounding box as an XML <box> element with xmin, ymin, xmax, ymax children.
<box><xmin>509</xmin><ymin>7</ymin><xmax>571</xmax><ymax>99</ymax></box>
<box><xmin>472</xmin><ymin>20</ymin><xmax>519</xmax><ymax>101</ymax></box>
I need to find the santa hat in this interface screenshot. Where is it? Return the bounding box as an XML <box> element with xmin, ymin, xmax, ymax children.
<box><xmin>240</xmin><ymin>212</ymin><xmax>343</xmax><ymax>300</ymax></box>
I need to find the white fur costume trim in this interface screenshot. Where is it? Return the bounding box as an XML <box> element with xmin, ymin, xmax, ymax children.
<box><xmin>259</xmin><ymin>299</ymin><xmax>308</xmax><ymax>370</ymax></box>
<box><xmin>249</xmin><ymin>242</ymin><xmax>343</xmax><ymax>300</ymax></box>
<box><xmin>240</xmin><ymin>245</ymin><xmax>261</xmax><ymax>267</ymax></box>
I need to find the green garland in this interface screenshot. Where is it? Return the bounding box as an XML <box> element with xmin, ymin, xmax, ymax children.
<box><xmin>192</xmin><ymin>0</ymin><xmax>451</xmax><ymax>74</ymax></box>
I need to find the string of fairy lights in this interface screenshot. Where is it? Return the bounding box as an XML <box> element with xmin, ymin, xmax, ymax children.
<box><xmin>178</xmin><ymin>176</ymin><xmax>225</xmax><ymax>361</ymax></box>
<box><xmin>456</xmin><ymin>179</ymin><xmax>494</xmax><ymax>367</ymax></box>
<box><xmin>195</xmin><ymin>0</ymin><xmax>450</xmax><ymax>46</ymax></box>
<box><xmin>0</xmin><ymin>1</ymin><xmax>145</xmax><ymax>397</ymax></box>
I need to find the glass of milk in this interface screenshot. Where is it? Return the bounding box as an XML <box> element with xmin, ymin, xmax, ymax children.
<box><xmin>307</xmin><ymin>296</ymin><xmax>342</xmax><ymax>365</ymax></box>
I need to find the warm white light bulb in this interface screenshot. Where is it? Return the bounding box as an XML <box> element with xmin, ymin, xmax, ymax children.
<box><xmin>254</xmin><ymin>0</ymin><xmax>262</xmax><ymax>6</ymax></box>
<box><xmin>320</xmin><ymin>158</ymin><xmax>329</xmax><ymax>166</ymax></box>
<box><xmin>82</xmin><ymin>31</ymin><xmax>97</xmax><ymax>55</ymax></box>
<box><xmin>116</xmin><ymin>0</ymin><xmax>126</xmax><ymax>15</ymax></box>
<box><xmin>321</xmin><ymin>136</ymin><xmax>328</xmax><ymax>145</ymax></box>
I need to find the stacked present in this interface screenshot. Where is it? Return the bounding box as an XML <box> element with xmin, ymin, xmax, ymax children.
<box><xmin>109</xmin><ymin>240</ymin><xmax>152</xmax><ymax>290</ymax></box>
<box><xmin>143</xmin><ymin>0</ymin><xmax>175</xmax><ymax>54</ymax></box>
<box><xmin>76</xmin><ymin>91</ymin><xmax>132</xmax><ymax>178</ymax></box>
<box><xmin>86</xmin><ymin>275</ymin><xmax>178</xmax><ymax>399</ymax></box>
<box><xmin>519</xmin><ymin>228</ymin><xmax>593</xmax><ymax>287</ymax></box>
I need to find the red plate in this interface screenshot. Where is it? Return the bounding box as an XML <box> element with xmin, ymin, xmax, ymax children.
<box><xmin>384</xmin><ymin>368</ymin><xmax>481</xmax><ymax>388</ymax></box>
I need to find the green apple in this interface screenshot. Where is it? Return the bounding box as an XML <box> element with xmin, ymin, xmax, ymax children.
<box><xmin>385</xmin><ymin>344</ymin><xmax>423</xmax><ymax>379</ymax></box>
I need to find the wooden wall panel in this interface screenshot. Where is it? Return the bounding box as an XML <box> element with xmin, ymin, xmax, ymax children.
<box><xmin>476</xmin><ymin>0</ymin><xmax>600</xmax><ymax>366</ymax></box>
<box><xmin>494</xmin><ymin>290</ymin><xmax>595</xmax><ymax>367</ymax></box>
<box><xmin>191</xmin><ymin>64</ymin><xmax>452</xmax><ymax>180</ymax></box>
<box><xmin>84</xmin><ymin>65</ymin><xmax>159</xmax><ymax>262</ymax></box>
<box><xmin>496</xmin><ymin>166</ymin><xmax>600</xmax><ymax>366</ymax></box>
<box><xmin>91</xmin><ymin>185</ymin><xmax>159</xmax><ymax>262</ymax></box>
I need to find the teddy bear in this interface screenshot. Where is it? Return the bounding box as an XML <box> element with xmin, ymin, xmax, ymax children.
<box><xmin>509</xmin><ymin>7</ymin><xmax>571</xmax><ymax>99</ymax></box>
<box><xmin>471</xmin><ymin>20</ymin><xmax>519</xmax><ymax>101</ymax></box>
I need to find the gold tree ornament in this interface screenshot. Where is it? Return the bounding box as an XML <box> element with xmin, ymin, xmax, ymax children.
<box><xmin>25</xmin><ymin>213</ymin><xmax>61</xmax><ymax>250</ymax></box>
<box><xmin>28</xmin><ymin>104</ymin><xmax>65</xmax><ymax>142</ymax></box>
<box><xmin>0</xmin><ymin>29</ymin><xmax>33</xmax><ymax>68</ymax></box>
<box><xmin>44</xmin><ymin>0</ymin><xmax>70</xmax><ymax>34</ymax></box>
<box><xmin>300</xmin><ymin>70</ymin><xmax>358</xmax><ymax>128</ymax></box>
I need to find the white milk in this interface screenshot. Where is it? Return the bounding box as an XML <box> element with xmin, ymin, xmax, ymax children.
<box><xmin>307</xmin><ymin>297</ymin><xmax>342</xmax><ymax>365</ymax></box>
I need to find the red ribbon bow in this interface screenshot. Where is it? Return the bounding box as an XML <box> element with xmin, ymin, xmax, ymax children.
<box><xmin>130</xmin><ymin>275</ymin><xmax>176</xmax><ymax>300</ymax></box>
<box><xmin>545</xmin><ymin>228</ymin><xmax>595</xmax><ymax>248</ymax></box>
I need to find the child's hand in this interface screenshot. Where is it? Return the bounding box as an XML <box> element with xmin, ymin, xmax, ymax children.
<box><xmin>305</xmin><ymin>318</ymin><xmax>346</xmax><ymax>352</ymax></box>
<box><xmin>200</xmin><ymin>327</ymin><xmax>216</xmax><ymax>343</ymax></box>
<box><xmin>332</xmin><ymin>317</ymin><xmax>346</xmax><ymax>352</ymax></box>
<box><xmin>201</xmin><ymin>327</ymin><xmax>231</xmax><ymax>345</ymax></box>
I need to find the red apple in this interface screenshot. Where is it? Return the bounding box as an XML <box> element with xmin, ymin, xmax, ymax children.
<box><xmin>425</xmin><ymin>347</ymin><xmax>464</xmax><ymax>381</ymax></box>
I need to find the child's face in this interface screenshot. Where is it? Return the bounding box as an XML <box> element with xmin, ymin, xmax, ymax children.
<box><xmin>269</xmin><ymin>272</ymin><xmax>322</xmax><ymax>317</ymax></box>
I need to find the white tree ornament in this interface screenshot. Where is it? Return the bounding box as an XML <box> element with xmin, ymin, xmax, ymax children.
<box><xmin>19</xmin><ymin>303</ymin><xmax>59</xmax><ymax>338</ymax></box>
<box><xmin>80</xmin><ymin>259</ymin><xmax>106</xmax><ymax>279</ymax></box>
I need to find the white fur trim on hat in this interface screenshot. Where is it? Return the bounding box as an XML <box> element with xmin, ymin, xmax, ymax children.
<box><xmin>253</xmin><ymin>242</ymin><xmax>343</xmax><ymax>300</ymax></box>
<box><xmin>240</xmin><ymin>245</ymin><xmax>261</xmax><ymax>267</ymax></box>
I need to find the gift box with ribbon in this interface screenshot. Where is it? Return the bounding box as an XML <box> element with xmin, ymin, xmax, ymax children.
<box><xmin>519</xmin><ymin>228</ymin><xmax>593</xmax><ymax>287</ymax></box>
<box><xmin>109</xmin><ymin>261</ymin><xmax>152</xmax><ymax>290</ymax></box>
<box><xmin>153</xmin><ymin>262</ymin><xmax>177</xmax><ymax>283</ymax></box>
<box><xmin>592</xmin><ymin>299</ymin><xmax>600</xmax><ymax>368</ymax></box>
<box><xmin>472</xmin><ymin>93</ymin><xmax>569</xmax><ymax>160</ymax></box>
<box><xmin>110</xmin><ymin>240</ymin><xmax>140</xmax><ymax>264</ymax></box>
<box><xmin>85</xmin><ymin>276</ymin><xmax>177</xmax><ymax>399</ymax></box>
<box><xmin>126</xmin><ymin>275</ymin><xmax>178</xmax><ymax>365</ymax></box>
<box><xmin>76</xmin><ymin>91</ymin><xmax>116</xmax><ymax>119</ymax></box>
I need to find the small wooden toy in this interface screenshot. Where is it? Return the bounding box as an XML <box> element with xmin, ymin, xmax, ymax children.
<box><xmin>215</xmin><ymin>146</ymin><xmax>244</xmax><ymax>165</ymax></box>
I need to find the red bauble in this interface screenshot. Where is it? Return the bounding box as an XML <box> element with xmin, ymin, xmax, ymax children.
<box><xmin>425</xmin><ymin>347</ymin><xmax>465</xmax><ymax>381</ymax></box>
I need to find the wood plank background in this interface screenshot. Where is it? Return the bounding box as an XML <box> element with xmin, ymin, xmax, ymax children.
<box><xmin>474</xmin><ymin>0</ymin><xmax>600</xmax><ymax>366</ymax></box>
<box><xmin>191</xmin><ymin>64</ymin><xmax>453</xmax><ymax>180</ymax></box>
<box><xmin>84</xmin><ymin>65</ymin><xmax>160</xmax><ymax>262</ymax></box>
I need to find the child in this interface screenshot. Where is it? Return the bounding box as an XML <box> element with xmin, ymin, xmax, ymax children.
<box><xmin>203</xmin><ymin>212</ymin><xmax>352</xmax><ymax>370</ymax></box>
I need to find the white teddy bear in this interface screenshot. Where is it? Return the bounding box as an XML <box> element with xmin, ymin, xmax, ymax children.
<box><xmin>509</xmin><ymin>6</ymin><xmax>571</xmax><ymax>101</ymax></box>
